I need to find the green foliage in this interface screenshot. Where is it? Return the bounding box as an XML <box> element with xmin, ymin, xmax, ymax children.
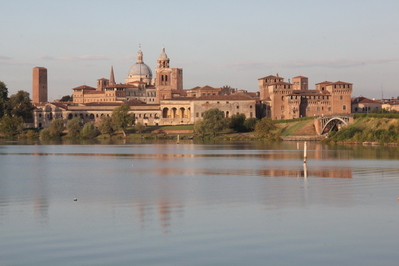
<box><xmin>243</xmin><ymin>118</ymin><xmax>258</xmax><ymax>132</ymax></box>
<box><xmin>198</xmin><ymin>108</ymin><xmax>228</xmax><ymax>136</ymax></box>
<box><xmin>135</xmin><ymin>122</ymin><xmax>145</xmax><ymax>133</ymax></box>
<box><xmin>98</xmin><ymin>116</ymin><xmax>114</xmax><ymax>136</ymax></box>
<box><xmin>254</xmin><ymin>117</ymin><xmax>277</xmax><ymax>138</ymax></box>
<box><xmin>59</xmin><ymin>95</ymin><xmax>73</xmax><ymax>102</ymax></box>
<box><xmin>66</xmin><ymin>117</ymin><xmax>82</xmax><ymax>138</ymax></box>
<box><xmin>0</xmin><ymin>81</ymin><xmax>8</xmax><ymax>118</ymax></box>
<box><xmin>24</xmin><ymin>129</ymin><xmax>38</xmax><ymax>139</ymax></box>
<box><xmin>7</xmin><ymin>91</ymin><xmax>34</xmax><ymax>120</ymax></box>
<box><xmin>327</xmin><ymin>117</ymin><xmax>399</xmax><ymax>143</ymax></box>
<box><xmin>40</xmin><ymin>128</ymin><xmax>52</xmax><ymax>140</ymax></box>
<box><xmin>273</xmin><ymin>116</ymin><xmax>314</xmax><ymax>124</ymax></box>
<box><xmin>194</xmin><ymin>120</ymin><xmax>207</xmax><ymax>137</ymax></box>
<box><xmin>0</xmin><ymin>115</ymin><xmax>24</xmax><ymax>137</ymax></box>
<box><xmin>49</xmin><ymin>119</ymin><xmax>64</xmax><ymax>138</ymax></box>
<box><xmin>81</xmin><ymin>123</ymin><xmax>99</xmax><ymax>139</ymax></box>
<box><xmin>353</xmin><ymin>113</ymin><xmax>399</xmax><ymax>119</ymax></box>
<box><xmin>329</xmin><ymin>126</ymin><xmax>362</xmax><ymax>142</ymax></box>
<box><xmin>228</xmin><ymin>113</ymin><xmax>246</xmax><ymax>132</ymax></box>
<box><xmin>112</xmin><ymin>103</ymin><xmax>135</xmax><ymax>137</ymax></box>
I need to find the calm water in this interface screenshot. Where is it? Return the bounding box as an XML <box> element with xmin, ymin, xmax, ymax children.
<box><xmin>1</xmin><ymin>140</ymin><xmax>399</xmax><ymax>266</ymax></box>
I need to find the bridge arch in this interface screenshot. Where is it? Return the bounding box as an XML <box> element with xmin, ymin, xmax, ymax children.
<box><xmin>320</xmin><ymin>117</ymin><xmax>349</xmax><ymax>135</ymax></box>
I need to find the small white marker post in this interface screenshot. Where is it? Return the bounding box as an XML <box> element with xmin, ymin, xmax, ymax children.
<box><xmin>177</xmin><ymin>134</ymin><xmax>180</xmax><ymax>144</ymax></box>
<box><xmin>303</xmin><ymin>141</ymin><xmax>307</xmax><ymax>163</ymax></box>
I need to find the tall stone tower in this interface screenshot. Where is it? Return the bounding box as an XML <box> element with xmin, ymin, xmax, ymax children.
<box><xmin>155</xmin><ymin>47</ymin><xmax>183</xmax><ymax>103</ymax></box>
<box><xmin>32</xmin><ymin>67</ymin><xmax>48</xmax><ymax>104</ymax></box>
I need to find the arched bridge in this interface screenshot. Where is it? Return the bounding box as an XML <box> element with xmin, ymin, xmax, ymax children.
<box><xmin>314</xmin><ymin>115</ymin><xmax>353</xmax><ymax>135</ymax></box>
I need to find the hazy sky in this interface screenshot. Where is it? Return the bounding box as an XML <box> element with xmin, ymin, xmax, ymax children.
<box><xmin>1</xmin><ymin>0</ymin><xmax>398</xmax><ymax>101</ymax></box>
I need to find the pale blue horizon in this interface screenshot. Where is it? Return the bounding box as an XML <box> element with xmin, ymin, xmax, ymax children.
<box><xmin>1</xmin><ymin>0</ymin><xmax>398</xmax><ymax>101</ymax></box>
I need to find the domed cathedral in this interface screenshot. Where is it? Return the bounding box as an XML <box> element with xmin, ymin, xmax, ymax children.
<box><xmin>155</xmin><ymin>47</ymin><xmax>183</xmax><ymax>104</ymax></box>
<box><xmin>125</xmin><ymin>47</ymin><xmax>155</xmax><ymax>86</ymax></box>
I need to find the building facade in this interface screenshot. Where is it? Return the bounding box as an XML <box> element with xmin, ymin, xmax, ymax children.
<box><xmin>33</xmin><ymin>47</ymin><xmax>354</xmax><ymax>129</ymax></box>
<box><xmin>258</xmin><ymin>74</ymin><xmax>352</xmax><ymax>120</ymax></box>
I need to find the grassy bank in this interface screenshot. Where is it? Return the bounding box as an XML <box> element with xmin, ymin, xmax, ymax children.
<box><xmin>324</xmin><ymin>116</ymin><xmax>399</xmax><ymax>144</ymax></box>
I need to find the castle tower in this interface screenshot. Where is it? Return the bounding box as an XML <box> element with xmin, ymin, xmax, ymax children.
<box><xmin>32</xmin><ymin>67</ymin><xmax>48</xmax><ymax>104</ymax></box>
<box><xmin>155</xmin><ymin>47</ymin><xmax>183</xmax><ymax>103</ymax></box>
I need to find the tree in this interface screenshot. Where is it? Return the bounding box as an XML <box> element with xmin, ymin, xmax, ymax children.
<box><xmin>66</xmin><ymin>117</ymin><xmax>82</xmax><ymax>138</ymax></box>
<box><xmin>254</xmin><ymin>117</ymin><xmax>277</xmax><ymax>138</ymax></box>
<box><xmin>112</xmin><ymin>103</ymin><xmax>135</xmax><ymax>137</ymax></box>
<box><xmin>135</xmin><ymin>122</ymin><xmax>145</xmax><ymax>133</ymax></box>
<box><xmin>7</xmin><ymin>90</ymin><xmax>34</xmax><ymax>120</ymax></box>
<box><xmin>59</xmin><ymin>95</ymin><xmax>73</xmax><ymax>102</ymax></box>
<box><xmin>194</xmin><ymin>120</ymin><xmax>207</xmax><ymax>137</ymax></box>
<box><xmin>81</xmin><ymin>122</ymin><xmax>99</xmax><ymax>139</ymax></box>
<box><xmin>228</xmin><ymin>113</ymin><xmax>246</xmax><ymax>132</ymax></box>
<box><xmin>243</xmin><ymin>118</ymin><xmax>258</xmax><ymax>132</ymax></box>
<box><xmin>49</xmin><ymin>119</ymin><xmax>64</xmax><ymax>138</ymax></box>
<box><xmin>201</xmin><ymin>108</ymin><xmax>228</xmax><ymax>136</ymax></box>
<box><xmin>40</xmin><ymin>128</ymin><xmax>52</xmax><ymax>140</ymax></box>
<box><xmin>98</xmin><ymin>116</ymin><xmax>114</xmax><ymax>136</ymax></box>
<box><xmin>0</xmin><ymin>115</ymin><xmax>24</xmax><ymax>137</ymax></box>
<box><xmin>0</xmin><ymin>81</ymin><xmax>9</xmax><ymax>118</ymax></box>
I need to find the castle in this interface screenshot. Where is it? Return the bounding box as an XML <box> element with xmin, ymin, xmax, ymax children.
<box><xmin>32</xmin><ymin>47</ymin><xmax>353</xmax><ymax>129</ymax></box>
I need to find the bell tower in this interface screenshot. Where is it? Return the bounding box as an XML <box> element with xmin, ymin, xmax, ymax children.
<box><xmin>155</xmin><ymin>47</ymin><xmax>183</xmax><ymax>103</ymax></box>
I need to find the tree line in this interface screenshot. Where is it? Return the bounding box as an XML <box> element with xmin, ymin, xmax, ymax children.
<box><xmin>0</xmin><ymin>81</ymin><xmax>35</xmax><ymax>137</ymax></box>
<box><xmin>40</xmin><ymin>103</ymin><xmax>136</xmax><ymax>139</ymax></box>
<box><xmin>0</xmin><ymin>79</ymin><xmax>279</xmax><ymax>139</ymax></box>
<box><xmin>194</xmin><ymin>108</ymin><xmax>279</xmax><ymax>139</ymax></box>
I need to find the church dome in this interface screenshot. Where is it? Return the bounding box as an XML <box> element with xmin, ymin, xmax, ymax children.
<box><xmin>128</xmin><ymin>63</ymin><xmax>152</xmax><ymax>76</ymax></box>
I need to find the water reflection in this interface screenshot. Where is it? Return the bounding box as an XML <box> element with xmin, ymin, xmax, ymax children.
<box><xmin>2</xmin><ymin>141</ymin><xmax>399</xmax><ymax>266</ymax></box>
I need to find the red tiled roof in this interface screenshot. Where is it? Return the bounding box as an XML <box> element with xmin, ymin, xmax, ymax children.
<box><xmin>72</xmin><ymin>85</ymin><xmax>96</xmax><ymax>90</ymax></box>
<box><xmin>351</xmin><ymin>97</ymin><xmax>379</xmax><ymax>104</ymax></box>
<box><xmin>258</xmin><ymin>75</ymin><xmax>280</xmax><ymax>80</ymax></box>
<box><xmin>315</xmin><ymin>81</ymin><xmax>332</xmax><ymax>85</ymax></box>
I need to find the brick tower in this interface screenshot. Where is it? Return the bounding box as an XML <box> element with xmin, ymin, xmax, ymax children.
<box><xmin>32</xmin><ymin>67</ymin><xmax>48</xmax><ymax>104</ymax></box>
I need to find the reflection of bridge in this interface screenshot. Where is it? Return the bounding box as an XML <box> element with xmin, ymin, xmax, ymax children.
<box><xmin>314</xmin><ymin>115</ymin><xmax>353</xmax><ymax>135</ymax></box>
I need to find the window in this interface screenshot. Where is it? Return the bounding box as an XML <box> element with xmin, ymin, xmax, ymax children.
<box><xmin>343</xmin><ymin>105</ymin><xmax>346</xmax><ymax>110</ymax></box>
<box><xmin>236</xmin><ymin>106</ymin><xmax>239</xmax><ymax>109</ymax></box>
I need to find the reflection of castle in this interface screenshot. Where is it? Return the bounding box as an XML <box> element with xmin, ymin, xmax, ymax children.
<box><xmin>32</xmin><ymin>47</ymin><xmax>353</xmax><ymax>128</ymax></box>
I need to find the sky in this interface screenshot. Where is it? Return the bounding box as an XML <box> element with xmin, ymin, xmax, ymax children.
<box><xmin>1</xmin><ymin>0</ymin><xmax>398</xmax><ymax>101</ymax></box>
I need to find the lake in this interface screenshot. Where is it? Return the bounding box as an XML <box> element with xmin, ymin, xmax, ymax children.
<box><xmin>1</xmin><ymin>140</ymin><xmax>399</xmax><ymax>266</ymax></box>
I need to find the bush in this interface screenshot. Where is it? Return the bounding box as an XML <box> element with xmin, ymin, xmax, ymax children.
<box><xmin>40</xmin><ymin>128</ymin><xmax>52</xmax><ymax>140</ymax></box>
<box><xmin>66</xmin><ymin>117</ymin><xmax>82</xmax><ymax>138</ymax></box>
<box><xmin>49</xmin><ymin>119</ymin><xmax>64</xmax><ymax>138</ymax></box>
<box><xmin>81</xmin><ymin>123</ymin><xmax>98</xmax><ymax>139</ymax></box>
<box><xmin>243</xmin><ymin>118</ymin><xmax>258</xmax><ymax>132</ymax></box>
<box><xmin>255</xmin><ymin>117</ymin><xmax>277</xmax><ymax>138</ymax></box>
